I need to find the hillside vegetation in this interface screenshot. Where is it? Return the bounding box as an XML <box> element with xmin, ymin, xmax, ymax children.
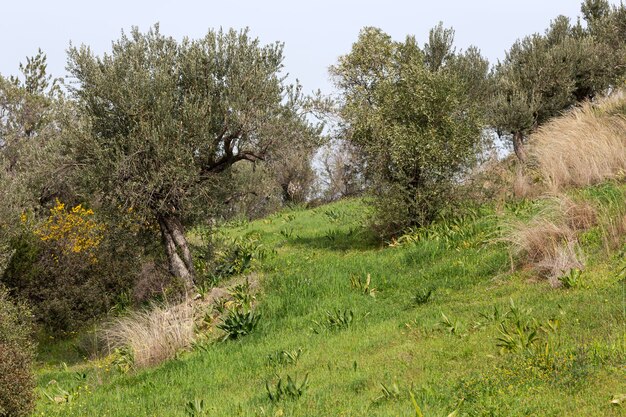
<box><xmin>1</xmin><ymin>2</ymin><xmax>624</xmax><ymax>416</ymax></box>
<box><xmin>34</xmin><ymin>182</ymin><xmax>625</xmax><ymax>416</ymax></box>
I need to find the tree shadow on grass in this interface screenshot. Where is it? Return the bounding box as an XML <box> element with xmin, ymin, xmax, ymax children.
<box><xmin>290</xmin><ymin>227</ymin><xmax>380</xmax><ymax>252</ymax></box>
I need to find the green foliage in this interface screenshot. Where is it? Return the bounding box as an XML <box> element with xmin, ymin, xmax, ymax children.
<box><xmin>31</xmin><ymin>193</ymin><xmax>626</xmax><ymax>416</ymax></box>
<box><xmin>266</xmin><ymin>348</ymin><xmax>304</xmax><ymax>367</ymax></box>
<box><xmin>194</xmin><ymin>230</ymin><xmax>267</xmax><ymax>286</ymax></box>
<box><xmin>0</xmin><ymin>286</ymin><xmax>35</xmax><ymax>417</ymax></box>
<box><xmin>439</xmin><ymin>312</ymin><xmax>463</xmax><ymax>337</ymax></box>
<box><xmin>312</xmin><ymin>308</ymin><xmax>355</xmax><ymax>333</ymax></box>
<box><xmin>331</xmin><ymin>26</ymin><xmax>486</xmax><ymax>236</ymax></box>
<box><xmin>558</xmin><ymin>268</ymin><xmax>583</xmax><ymax>288</ymax></box>
<box><xmin>412</xmin><ymin>288</ymin><xmax>433</xmax><ymax>306</ymax></box>
<box><xmin>2</xmin><ymin>221</ymin><xmax>139</xmax><ymax>331</ymax></box>
<box><xmin>374</xmin><ymin>382</ymin><xmax>401</xmax><ymax>403</ymax></box>
<box><xmin>490</xmin><ymin>2</ymin><xmax>626</xmax><ymax>161</ymax></box>
<box><xmin>184</xmin><ymin>399</ymin><xmax>207</xmax><ymax>417</ymax></box>
<box><xmin>217</xmin><ymin>308</ymin><xmax>261</xmax><ymax>341</ymax></box>
<box><xmin>265</xmin><ymin>373</ymin><xmax>309</xmax><ymax>402</ymax></box>
<box><xmin>216</xmin><ymin>279</ymin><xmax>260</xmax><ymax>341</ymax></box>
<box><xmin>67</xmin><ymin>24</ymin><xmax>320</xmax><ymax>284</ymax></box>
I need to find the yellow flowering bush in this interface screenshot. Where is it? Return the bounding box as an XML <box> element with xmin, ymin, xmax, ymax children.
<box><xmin>36</xmin><ymin>199</ymin><xmax>105</xmax><ymax>260</ymax></box>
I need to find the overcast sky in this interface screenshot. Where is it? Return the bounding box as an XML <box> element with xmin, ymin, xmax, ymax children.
<box><xmin>1</xmin><ymin>1</ymin><xmax>619</xmax><ymax>94</ymax></box>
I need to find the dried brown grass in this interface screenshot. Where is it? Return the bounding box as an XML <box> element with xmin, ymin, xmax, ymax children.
<box><xmin>499</xmin><ymin>194</ymin><xmax>597</xmax><ymax>286</ymax></box>
<box><xmin>530</xmin><ymin>94</ymin><xmax>626</xmax><ymax>191</ymax></box>
<box><xmin>102</xmin><ymin>300</ymin><xmax>197</xmax><ymax>369</ymax></box>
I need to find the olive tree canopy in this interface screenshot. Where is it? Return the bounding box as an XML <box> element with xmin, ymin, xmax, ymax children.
<box><xmin>67</xmin><ymin>25</ymin><xmax>320</xmax><ymax>285</ymax></box>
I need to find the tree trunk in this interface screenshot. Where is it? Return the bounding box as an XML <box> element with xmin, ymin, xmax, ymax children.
<box><xmin>157</xmin><ymin>213</ymin><xmax>195</xmax><ymax>289</ymax></box>
<box><xmin>512</xmin><ymin>131</ymin><xmax>527</xmax><ymax>163</ymax></box>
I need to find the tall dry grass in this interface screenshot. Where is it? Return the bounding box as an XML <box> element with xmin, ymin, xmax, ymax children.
<box><xmin>498</xmin><ymin>194</ymin><xmax>596</xmax><ymax>287</ymax></box>
<box><xmin>102</xmin><ymin>300</ymin><xmax>196</xmax><ymax>369</ymax></box>
<box><xmin>530</xmin><ymin>93</ymin><xmax>626</xmax><ymax>191</ymax></box>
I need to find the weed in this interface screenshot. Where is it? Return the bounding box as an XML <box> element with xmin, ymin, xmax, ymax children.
<box><xmin>374</xmin><ymin>382</ymin><xmax>401</xmax><ymax>403</ymax></box>
<box><xmin>412</xmin><ymin>288</ymin><xmax>432</xmax><ymax>306</ymax></box>
<box><xmin>265</xmin><ymin>373</ymin><xmax>309</xmax><ymax>402</ymax></box>
<box><xmin>185</xmin><ymin>398</ymin><xmax>207</xmax><ymax>416</ymax></box>
<box><xmin>110</xmin><ymin>346</ymin><xmax>134</xmax><ymax>373</ymax></box>
<box><xmin>312</xmin><ymin>309</ymin><xmax>355</xmax><ymax>333</ymax></box>
<box><xmin>229</xmin><ymin>279</ymin><xmax>255</xmax><ymax>306</ymax></box>
<box><xmin>217</xmin><ymin>308</ymin><xmax>260</xmax><ymax>341</ymax></box>
<box><xmin>279</xmin><ymin>228</ymin><xmax>294</xmax><ymax>239</ymax></box>
<box><xmin>325</xmin><ymin>229</ymin><xmax>340</xmax><ymax>242</ymax></box>
<box><xmin>267</xmin><ymin>348</ymin><xmax>304</xmax><ymax>367</ymax></box>
<box><xmin>440</xmin><ymin>312</ymin><xmax>463</xmax><ymax>337</ymax></box>
<box><xmin>324</xmin><ymin>208</ymin><xmax>345</xmax><ymax>223</ymax></box>
<box><xmin>409</xmin><ymin>391</ymin><xmax>424</xmax><ymax>417</ymax></box>
<box><xmin>350</xmin><ymin>274</ymin><xmax>376</xmax><ymax>297</ymax></box>
<box><xmin>557</xmin><ymin>268</ymin><xmax>583</xmax><ymax>288</ymax></box>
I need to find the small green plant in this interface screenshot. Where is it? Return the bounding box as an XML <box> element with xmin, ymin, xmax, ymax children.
<box><xmin>185</xmin><ymin>398</ymin><xmax>207</xmax><ymax>416</ymax></box>
<box><xmin>558</xmin><ymin>268</ymin><xmax>582</xmax><ymax>288</ymax></box>
<box><xmin>409</xmin><ymin>391</ymin><xmax>424</xmax><ymax>417</ymax></box>
<box><xmin>229</xmin><ymin>279</ymin><xmax>255</xmax><ymax>306</ymax></box>
<box><xmin>412</xmin><ymin>288</ymin><xmax>433</xmax><ymax>305</ymax></box>
<box><xmin>279</xmin><ymin>228</ymin><xmax>294</xmax><ymax>239</ymax></box>
<box><xmin>324</xmin><ymin>208</ymin><xmax>344</xmax><ymax>223</ymax></box>
<box><xmin>440</xmin><ymin>312</ymin><xmax>463</xmax><ymax>337</ymax></box>
<box><xmin>110</xmin><ymin>346</ymin><xmax>135</xmax><ymax>374</ymax></box>
<box><xmin>217</xmin><ymin>308</ymin><xmax>261</xmax><ymax>341</ymax></box>
<box><xmin>312</xmin><ymin>309</ymin><xmax>355</xmax><ymax>333</ymax></box>
<box><xmin>350</xmin><ymin>274</ymin><xmax>376</xmax><ymax>297</ymax></box>
<box><xmin>325</xmin><ymin>229</ymin><xmax>340</xmax><ymax>242</ymax></box>
<box><xmin>265</xmin><ymin>373</ymin><xmax>309</xmax><ymax>402</ymax></box>
<box><xmin>267</xmin><ymin>348</ymin><xmax>304</xmax><ymax>366</ymax></box>
<box><xmin>375</xmin><ymin>382</ymin><xmax>401</xmax><ymax>403</ymax></box>
<box><xmin>496</xmin><ymin>318</ymin><xmax>539</xmax><ymax>354</ymax></box>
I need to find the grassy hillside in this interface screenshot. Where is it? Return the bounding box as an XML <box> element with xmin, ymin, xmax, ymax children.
<box><xmin>34</xmin><ymin>185</ymin><xmax>625</xmax><ymax>416</ymax></box>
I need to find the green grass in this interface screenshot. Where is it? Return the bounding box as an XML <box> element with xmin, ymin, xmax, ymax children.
<box><xmin>34</xmin><ymin>185</ymin><xmax>625</xmax><ymax>416</ymax></box>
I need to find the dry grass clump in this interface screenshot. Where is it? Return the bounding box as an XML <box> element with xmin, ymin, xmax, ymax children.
<box><xmin>499</xmin><ymin>194</ymin><xmax>597</xmax><ymax>287</ymax></box>
<box><xmin>530</xmin><ymin>95</ymin><xmax>626</xmax><ymax>191</ymax></box>
<box><xmin>500</xmin><ymin>216</ymin><xmax>583</xmax><ymax>287</ymax></box>
<box><xmin>102</xmin><ymin>300</ymin><xmax>196</xmax><ymax>369</ymax></box>
<box><xmin>545</xmin><ymin>193</ymin><xmax>597</xmax><ymax>231</ymax></box>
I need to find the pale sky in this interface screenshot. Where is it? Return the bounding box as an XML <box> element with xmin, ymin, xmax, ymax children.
<box><xmin>1</xmin><ymin>1</ymin><xmax>619</xmax><ymax>94</ymax></box>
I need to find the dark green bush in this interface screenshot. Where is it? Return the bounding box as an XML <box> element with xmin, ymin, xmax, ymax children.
<box><xmin>0</xmin><ymin>285</ymin><xmax>35</xmax><ymax>417</ymax></box>
<box><xmin>2</xmin><ymin>227</ymin><xmax>140</xmax><ymax>332</ymax></box>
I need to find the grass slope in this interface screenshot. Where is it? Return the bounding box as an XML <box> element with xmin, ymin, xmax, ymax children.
<box><xmin>35</xmin><ymin>186</ymin><xmax>625</xmax><ymax>417</ymax></box>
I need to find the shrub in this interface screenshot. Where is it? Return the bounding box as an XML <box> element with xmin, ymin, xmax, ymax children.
<box><xmin>2</xmin><ymin>201</ymin><xmax>140</xmax><ymax>331</ymax></box>
<box><xmin>0</xmin><ymin>286</ymin><xmax>35</xmax><ymax>417</ymax></box>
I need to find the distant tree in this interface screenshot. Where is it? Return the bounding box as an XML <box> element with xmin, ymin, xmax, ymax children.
<box><xmin>331</xmin><ymin>26</ymin><xmax>486</xmax><ymax>235</ymax></box>
<box><xmin>490</xmin><ymin>2</ymin><xmax>626</xmax><ymax>163</ymax></box>
<box><xmin>67</xmin><ymin>26</ymin><xmax>320</xmax><ymax>286</ymax></box>
<box><xmin>319</xmin><ymin>139</ymin><xmax>365</xmax><ymax>202</ymax></box>
<box><xmin>0</xmin><ymin>50</ymin><xmax>64</xmax><ymax>270</ymax></box>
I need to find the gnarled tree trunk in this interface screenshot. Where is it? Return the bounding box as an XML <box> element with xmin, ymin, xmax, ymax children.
<box><xmin>512</xmin><ymin>131</ymin><xmax>527</xmax><ymax>163</ymax></box>
<box><xmin>157</xmin><ymin>213</ymin><xmax>195</xmax><ymax>289</ymax></box>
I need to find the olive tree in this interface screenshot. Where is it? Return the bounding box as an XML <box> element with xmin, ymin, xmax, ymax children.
<box><xmin>67</xmin><ymin>26</ymin><xmax>319</xmax><ymax>286</ymax></box>
<box><xmin>331</xmin><ymin>27</ymin><xmax>486</xmax><ymax>236</ymax></box>
<box><xmin>491</xmin><ymin>2</ymin><xmax>626</xmax><ymax>162</ymax></box>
